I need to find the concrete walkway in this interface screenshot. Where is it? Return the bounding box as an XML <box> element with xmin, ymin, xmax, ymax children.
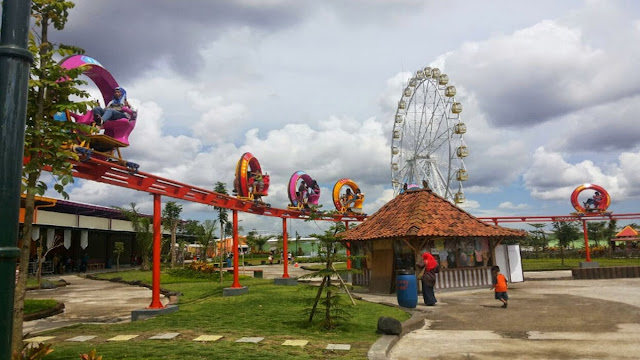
<box><xmin>385</xmin><ymin>275</ymin><xmax>640</xmax><ymax>360</ymax></box>
<box><xmin>24</xmin><ymin>275</ymin><xmax>169</xmax><ymax>335</ymax></box>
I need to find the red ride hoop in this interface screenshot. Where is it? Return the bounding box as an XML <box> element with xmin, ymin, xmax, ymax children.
<box><xmin>570</xmin><ymin>184</ymin><xmax>610</xmax><ymax>214</ymax></box>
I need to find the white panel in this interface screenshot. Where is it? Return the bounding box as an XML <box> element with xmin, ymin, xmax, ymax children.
<box><xmin>64</xmin><ymin>230</ymin><xmax>71</xmax><ymax>249</ymax></box>
<box><xmin>78</xmin><ymin>215</ymin><xmax>109</xmax><ymax>230</ymax></box>
<box><xmin>80</xmin><ymin>230</ymin><xmax>88</xmax><ymax>249</ymax></box>
<box><xmin>46</xmin><ymin>228</ymin><xmax>55</xmax><ymax>249</ymax></box>
<box><xmin>111</xmin><ymin>219</ymin><xmax>135</xmax><ymax>232</ymax></box>
<box><xmin>31</xmin><ymin>226</ymin><xmax>40</xmax><ymax>241</ymax></box>
<box><xmin>507</xmin><ymin>245</ymin><xmax>524</xmax><ymax>282</ymax></box>
<box><xmin>494</xmin><ymin>245</ymin><xmax>509</xmax><ymax>281</ymax></box>
<box><xmin>36</xmin><ymin>211</ymin><xmax>77</xmax><ymax>227</ymax></box>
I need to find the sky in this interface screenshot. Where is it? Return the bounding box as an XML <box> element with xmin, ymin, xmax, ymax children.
<box><xmin>33</xmin><ymin>0</ymin><xmax>640</xmax><ymax>236</ymax></box>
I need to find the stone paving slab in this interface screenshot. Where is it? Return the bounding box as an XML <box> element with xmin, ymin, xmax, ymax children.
<box><xmin>149</xmin><ymin>332</ymin><xmax>180</xmax><ymax>340</ymax></box>
<box><xmin>618</xmin><ymin>323</ymin><xmax>640</xmax><ymax>333</ymax></box>
<box><xmin>26</xmin><ymin>336</ymin><xmax>55</xmax><ymax>343</ymax></box>
<box><xmin>193</xmin><ymin>335</ymin><xmax>223</xmax><ymax>342</ymax></box>
<box><xmin>528</xmin><ymin>331</ymin><xmax>632</xmax><ymax>341</ymax></box>
<box><xmin>236</xmin><ymin>337</ymin><xmax>264</xmax><ymax>343</ymax></box>
<box><xmin>326</xmin><ymin>344</ymin><xmax>351</xmax><ymax>351</ymax></box>
<box><xmin>66</xmin><ymin>335</ymin><xmax>97</xmax><ymax>342</ymax></box>
<box><xmin>282</xmin><ymin>339</ymin><xmax>308</xmax><ymax>347</ymax></box>
<box><xmin>107</xmin><ymin>335</ymin><xmax>138</xmax><ymax>341</ymax></box>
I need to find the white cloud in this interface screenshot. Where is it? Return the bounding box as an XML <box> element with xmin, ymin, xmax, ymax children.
<box><xmin>522</xmin><ymin>147</ymin><xmax>626</xmax><ymax>201</ymax></box>
<box><xmin>498</xmin><ymin>202</ymin><xmax>530</xmax><ymax>210</ymax></box>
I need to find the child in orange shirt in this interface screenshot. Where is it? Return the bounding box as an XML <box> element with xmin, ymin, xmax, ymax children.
<box><xmin>490</xmin><ymin>265</ymin><xmax>508</xmax><ymax>308</ymax></box>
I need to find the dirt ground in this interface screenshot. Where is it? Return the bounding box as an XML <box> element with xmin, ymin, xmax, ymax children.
<box><xmin>389</xmin><ymin>278</ymin><xmax>640</xmax><ymax>359</ymax></box>
<box><xmin>430</xmin><ymin>284</ymin><xmax>640</xmax><ymax>333</ymax></box>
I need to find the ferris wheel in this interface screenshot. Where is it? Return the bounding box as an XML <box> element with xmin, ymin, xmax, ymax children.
<box><xmin>390</xmin><ymin>66</ymin><xmax>468</xmax><ymax>204</ymax></box>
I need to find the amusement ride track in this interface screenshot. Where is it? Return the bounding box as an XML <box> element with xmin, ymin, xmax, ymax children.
<box><xmin>68</xmin><ymin>157</ymin><xmax>367</xmax><ymax>223</ymax></box>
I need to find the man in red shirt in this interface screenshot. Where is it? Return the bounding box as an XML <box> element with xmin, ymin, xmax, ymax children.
<box><xmin>490</xmin><ymin>265</ymin><xmax>508</xmax><ymax>308</ymax></box>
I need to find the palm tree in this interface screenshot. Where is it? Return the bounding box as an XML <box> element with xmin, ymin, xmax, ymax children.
<box><xmin>214</xmin><ymin>181</ymin><xmax>228</xmax><ymax>281</ymax></box>
<box><xmin>162</xmin><ymin>201</ymin><xmax>182</xmax><ymax>268</ymax></box>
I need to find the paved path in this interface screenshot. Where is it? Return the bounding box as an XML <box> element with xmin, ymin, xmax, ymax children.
<box><xmin>386</xmin><ymin>276</ymin><xmax>640</xmax><ymax>360</ymax></box>
<box><xmin>24</xmin><ymin>275</ymin><xmax>169</xmax><ymax>335</ymax></box>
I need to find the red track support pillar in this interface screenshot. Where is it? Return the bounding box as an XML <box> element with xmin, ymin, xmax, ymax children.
<box><xmin>582</xmin><ymin>219</ymin><xmax>592</xmax><ymax>262</ymax></box>
<box><xmin>345</xmin><ymin>221</ymin><xmax>351</xmax><ymax>270</ymax></box>
<box><xmin>282</xmin><ymin>218</ymin><xmax>289</xmax><ymax>278</ymax></box>
<box><xmin>231</xmin><ymin>210</ymin><xmax>241</xmax><ymax>288</ymax></box>
<box><xmin>148</xmin><ymin>194</ymin><xmax>164</xmax><ymax>309</ymax></box>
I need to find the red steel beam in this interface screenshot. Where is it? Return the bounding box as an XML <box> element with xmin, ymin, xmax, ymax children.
<box><xmin>478</xmin><ymin>213</ymin><xmax>640</xmax><ymax>224</ymax></box>
<box><xmin>68</xmin><ymin>158</ymin><xmax>367</xmax><ymax>222</ymax></box>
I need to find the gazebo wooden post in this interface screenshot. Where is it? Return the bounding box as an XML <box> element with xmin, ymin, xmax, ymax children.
<box><xmin>489</xmin><ymin>239</ymin><xmax>497</xmax><ymax>266</ymax></box>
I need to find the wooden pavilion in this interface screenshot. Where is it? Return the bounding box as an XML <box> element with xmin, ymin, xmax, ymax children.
<box><xmin>340</xmin><ymin>187</ymin><xmax>526</xmax><ymax>293</ymax></box>
<box><xmin>610</xmin><ymin>226</ymin><xmax>639</xmax><ymax>256</ymax></box>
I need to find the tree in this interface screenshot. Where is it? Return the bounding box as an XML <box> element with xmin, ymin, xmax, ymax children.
<box><xmin>198</xmin><ymin>220</ymin><xmax>217</xmax><ymax>262</ymax></box>
<box><xmin>224</xmin><ymin>221</ymin><xmax>234</xmax><ymax>239</ymax></box>
<box><xmin>35</xmin><ymin>233</ymin><xmax>63</xmax><ymax>284</ymax></box>
<box><xmin>552</xmin><ymin>222</ymin><xmax>581</xmax><ymax>265</ymax></box>
<box><xmin>246</xmin><ymin>230</ymin><xmax>269</xmax><ymax>252</ymax></box>
<box><xmin>162</xmin><ymin>201</ymin><xmax>182</xmax><ymax>268</ymax></box>
<box><xmin>113</xmin><ymin>242</ymin><xmax>125</xmax><ymax>272</ymax></box>
<box><xmin>14</xmin><ymin>0</ymin><xmax>93</xmax><ymax>353</ymax></box>
<box><xmin>604</xmin><ymin>219</ymin><xmax>618</xmax><ymax>258</ymax></box>
<box><xmin>587</xmin><ymin>221</ymin><xmax>606</xmax><ymax>248</ymax></box>
<box><xmin>527</xmin><ymin>223</ymin><xmax>548</xmax><ymax>257</ymax></box>
<box><xmin>116</xmin><ymin>203</ymin><xmax>153</xmax><ymax>271</ymax></box>
<box><xmin>301</xmin><ymin>222</ymin><xmax>354</xmax><ymax>329</ymax></box>
<box><xmin>213</xmin><ymin>181</ymin><xmax>228</xmax><ymax>282</ymax></box>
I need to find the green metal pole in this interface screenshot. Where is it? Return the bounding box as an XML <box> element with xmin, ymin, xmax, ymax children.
<box><xmin>0</xmin><ymin>0</ymin><xmax>34</xmax><ymax>357</ymax></box>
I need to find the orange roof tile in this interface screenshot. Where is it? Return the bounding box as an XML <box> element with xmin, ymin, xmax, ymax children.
<box><xmin>340</xmin><ymin>188</ymin><xmax>526</xmax><ymax>241</ymax></box>
<box><xmin>615</xmin><ymin>225</ymin><xmax>638</xmax><ymax>238</ymax></box>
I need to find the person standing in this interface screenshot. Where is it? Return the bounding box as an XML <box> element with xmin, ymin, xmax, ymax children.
<box><xmin>490</xmin><ymin>265</ymin><xmax>509</xmax><ymax>308</ymax></box>
<box><xmin>417</xmin><ymin>251</ymin><xmax>439</xmax><ymax>306</ymax></box>
<box><xmin>80</xmin><ymin>253</ymin><xmax>89</xmax><ymax>273</ymax></box>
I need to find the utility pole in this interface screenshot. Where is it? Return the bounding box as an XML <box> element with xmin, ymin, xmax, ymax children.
<box><xmin>0</xmin><ymin>0</ymin><xmax>34</xmax><ymax>357</ymax></box>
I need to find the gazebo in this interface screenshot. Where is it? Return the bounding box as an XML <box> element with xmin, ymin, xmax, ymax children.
<box><xmin>340</xmin><ymin>187</ymin><xmax>526</xmax><ymax>293</ymax></box>
<box><xmin>610</xmin><ymin>226</ymin><xmax>639</xmax><ymax>256</ymax></box>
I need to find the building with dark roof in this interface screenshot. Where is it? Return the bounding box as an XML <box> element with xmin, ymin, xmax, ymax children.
<box><xmin>20</xmin><ymin>196</ymin><xmax>154</xmax><ymax>274</ymax></box>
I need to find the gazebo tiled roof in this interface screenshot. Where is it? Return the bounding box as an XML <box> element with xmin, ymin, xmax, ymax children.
<box><xmin>340</xmin><ymin>188</ymin><xmax>526</xmax><ymax>241</ymax></box>
<box><xmin>613</xmin><ymin>225</ymin><xmax>639</xmax><ymax>241</ymax></box>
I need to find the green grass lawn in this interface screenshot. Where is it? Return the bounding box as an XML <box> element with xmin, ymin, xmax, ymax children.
<box><xmin>38</xmin><ymin>270</ymin><xmax>408</xmax><ymax>359</ymax></box>
<box><xmin>24</xmin><ymin>299</ymin><xmax>58</xmax><ymax>315</ymax></box>
<box><xmin>523</xmin><ymin>257</ymin><xmax>640</xmax><ymax>271</ymax></box>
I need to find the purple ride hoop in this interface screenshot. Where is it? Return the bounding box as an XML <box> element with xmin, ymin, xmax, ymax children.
<box><xmin>288</xmin><ymin>171</ymin><xmax>320</xmax><ymax>207</ymax></box>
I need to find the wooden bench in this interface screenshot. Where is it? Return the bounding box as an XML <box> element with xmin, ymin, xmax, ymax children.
<box><xmin>87</xmin><ymin>261</ymin><xmax>105</xmax><ymax>271</ymax></box>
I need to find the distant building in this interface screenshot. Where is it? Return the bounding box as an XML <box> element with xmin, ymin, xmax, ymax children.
<box><xmin>19</xmin><ymin>196</ymin><xmax>176</xmax><ymax>272</ymax></box>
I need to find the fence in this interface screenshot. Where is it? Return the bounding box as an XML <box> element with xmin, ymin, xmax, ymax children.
<box><xmin>28</xmin><ymin>261</ymin><xmax>54</xmax><ymax>275</ymax></box>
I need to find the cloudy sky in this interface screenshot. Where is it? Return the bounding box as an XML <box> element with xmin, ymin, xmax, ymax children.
<box><xmin>38</xmin><ymin>0</ymin><xmax>640</xmax><ymax>236</ymax></box>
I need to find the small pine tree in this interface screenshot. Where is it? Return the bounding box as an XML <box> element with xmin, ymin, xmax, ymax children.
<box><xmin>301</xmin><ymin>222</ymin><xmax>354</xmax><ymax>329</ymax></box>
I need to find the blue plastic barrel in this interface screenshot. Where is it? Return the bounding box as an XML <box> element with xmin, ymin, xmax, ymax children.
<box><xmin>396</xmin><ymin>270</ymin><xmax>418</xmax><ymax>308</ymax></box>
